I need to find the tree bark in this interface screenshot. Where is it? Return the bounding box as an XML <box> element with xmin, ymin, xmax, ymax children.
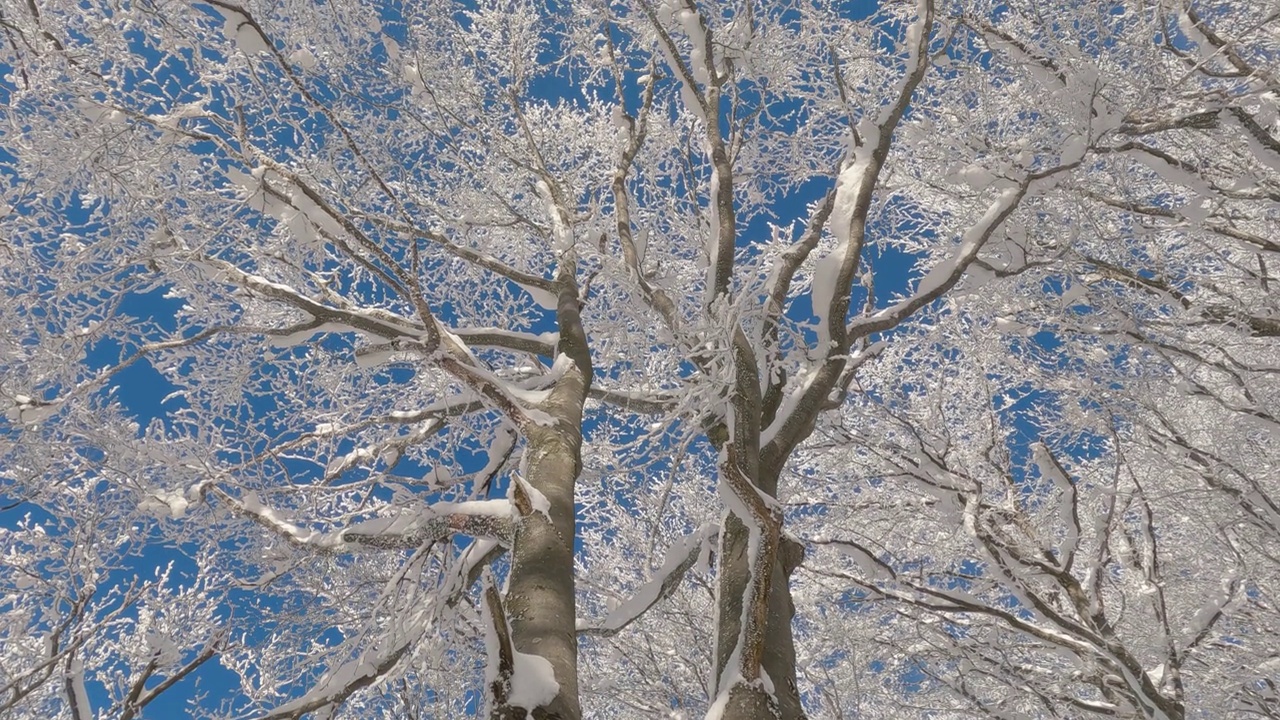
<box><xmin>713</xmin><ymin>513</ymin><xmax>806</xmax><ymax>719</ymax></box>
<box><xmin>500</xmin><ymin>284</ymin><xmax>591</xmax><ymax>720</ymax></box>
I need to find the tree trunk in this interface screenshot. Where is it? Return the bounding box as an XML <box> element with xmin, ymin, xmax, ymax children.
<box><xmin>501</xmin><ymin>283</ymin><xmax>592</xmax><ymax>720</ymax></box>
<box><xmin>712</xmin><ymin>463</ymin><xmax>806</xmax><ymax>720</ymax></box>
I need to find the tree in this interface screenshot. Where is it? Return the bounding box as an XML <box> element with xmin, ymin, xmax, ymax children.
<box><xmin>1</xmin><ymin>0</ymin><xmax>1276</xmax><ymax>718</ymax></box>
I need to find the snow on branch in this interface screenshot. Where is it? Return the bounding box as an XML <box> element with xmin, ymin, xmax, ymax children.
<box><xmin>638</xmin><ymin>2</ymin><xmax>711</xmax><ymax>122</ymax></box>
<box><xmin>1032</xmin><ymin>443</ymin><xmax>1082</xmax><ymax>572</ymax></box>
<box><xmin>260</xmin><ymin>398</ymin><xmax>488</xmax><ymax>469</ymax></box>
<box><xmin>197</xmin><ymin>257</ymin><xmax>569</xmax><ymax>428</ymax></box>
<box><xmin>207</xmin><ymin>486</ymin><xmax>516</xmax><ymax>551</ymax></box>
<box><xmin>483</xmin><ymin>579</ymin><xmax>517</xmax><ymax>711</ymax></box>
<box><xmin>439</xmin><ymin>352</ymin><xmax>576</xmax><ymax>430</ymax></box>
<box><xmin>319</xmin><ymin>418</ymin><xmax>444</xmax><ymax>483</ymax></box>
<box><xmin>193</xmin><ymin>258</ymin><xmax>425</xmax><ymax>342</ymax></box>
<box><xmin>812</xmin><ymin>0</ymin><xmax>934</xmax><ymax>353</ymax></box>
<box><xmin>586</xmin><ymin>386</ymin><xmax>680</xmax><ymax>415</ymax></box>
<box><xmin>451</xmin><ymin>327</ymin><xmax>559</xmax><ymax>357</ymax></box>
<box><xmin>118</xmin><ymin>634</ymin><xmax>225</xmax><ymax>720</ymax></box>
<box><xmin>257</xmin><ymin>545</ymin><xmax>504</xmax><ymax>720</ymax></box>
<box><xmin>352</xmin><ymin>214</ymin><xmax>560</xmax><ymax>298</ymax></box>
<box><xmin>483</xmin><ymin>573</ymin><xmax>560</xmax><ymax>716</ymax></box>
<box><xmin>844</xmin><ymin>160</ymin><xmax>1080</xmax><ymax>343</ymax></box>
<box><xmin>63</xmin><ymin>656</ymin><xmax>92</xmax><ymax>720</ymax></box>
<box><xmin>577</xmin><ymin>523</ymin><xmax>718</xmax><ymax>638</ymax></box>
<box><xmin>256</xmin><ymin>640</ymin><xmax>414</xmax><ymax>720</ymax></box>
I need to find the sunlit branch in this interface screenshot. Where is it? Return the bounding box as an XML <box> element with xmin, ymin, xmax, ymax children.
<box><xmin>577</xmin><ymin>523</ymin><xmax>716</xmax><ymax>638</ymax></box>
<box><xmin>205</xmin><ymin>485</ymin><xmax>516</xmax><ymax>552</ymax></box>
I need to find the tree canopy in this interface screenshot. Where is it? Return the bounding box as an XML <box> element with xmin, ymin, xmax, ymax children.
<box><xmin>1</xmin><ymin>0</ymin><xmax>1277</xmax><ymax>718</ymax></box>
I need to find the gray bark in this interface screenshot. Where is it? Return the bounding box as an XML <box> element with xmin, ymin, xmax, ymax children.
<box><xmin>710</xmin><ymin>335</ymin><xmax>807</xmax><ymax>719</ymax></box>
<box><xmin>499</xmin><ymin>284</ymin><xmax>592</xmax><ymax>719</ymax></box>
<box><xmin>713</xmin><ymin>471</ymin><xmax>807</xmax><ymax>720</ymax></box>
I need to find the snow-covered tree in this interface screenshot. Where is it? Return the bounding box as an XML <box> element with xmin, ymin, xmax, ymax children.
<box><xmin>1</xmin><ymin>0</ymin><xmax>1276</xmax><ymax>718</ymax></box>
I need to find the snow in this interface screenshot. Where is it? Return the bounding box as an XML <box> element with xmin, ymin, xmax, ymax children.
<box><xmin>75</xmin><ymin>100</ymin><xmax>126</xmax><ymax>124</ymax></box>
<box><xmin>382</xmin><ymin>35</ymin><xmax>401</xmax><ymax>63</ymax></box>
<box><xmin>982</xmin><ymin>28</ymin><xmax>1064</xmax><ymax>89</ymax></box>
<box><xmin>438</xmin><ymin>324</ymin><xmax>480</xmax><ymax>366</ymax></box>
<box><xmin>213</xmin><ymin>6</ymin><xmax>270</xmax><ymax>55</ymax></box>
<box><xmin>951</xmin><ymin>163</ymin><xmax>997</xmax><ymax>191</ymax></box>
<box><xmin>1126</xmin><ymin>148</ymin><xmax>1210</xmax><ymax>196</ymax></box>
<box><xmin>142</xmin><ymin>488</ymin><xmax>191</xmax><ymax>518</ymax></box>
<box><xmin>288</xmin><ymin>184</ymin><xmax>346</xmax><ymax>245</ymax></box>
<box><xmin>402</xmin><ymin>64</ymin><xmax>425</xmax><ymax>95</ymax></box>
<box><xmin>716</xmin><ymin>458</ymin><xmax>752</xmax><ymax>527</ymax></box>
<box><xmin>537</xmin><ymin>180</ymin><xmax>574</xmax><ymax>255</ymax></box>
<box><xmin>145</xmin><ymin>631</ymin><xmax>181</xmax><ymax>666</ymax></box>
<box><xmin>270</xmin><ymin>634</ymin><xmax>419</xmax><ymax>718</ymax></box>
<box><xmin>196</xmin><ymin>259</ymin><xmax>314</xmax><ymax>304</ymax></box>
<box><xmin>611</xmin><ymin>105</ymin><xmax>631</xmax><ymax>141</ymax></box>
<box><xmin>809</xmin><ymin>251</ymin><xmax>842</xmax><ymax>331</ymax></box>
<box><xmin>429</xmin><ymin>499</ymin><xmax>515</xmax><ymax>519</ymax></box>
<box><xmin>269</xmin><ymin>321</ymin><xmax>353</xmax><ymax>348</ymax></box>
<box><xmin>66</xmin><ymin>657</ymin><xmax>92</xmax><ymax>720</ymax></box>
<box><xmin>704</xmin><ymin>166</ymin><xmax>726</xmax><ymax>299</ymax></box>
<box><xmin>703</xmin><ymin>674</ymin><xmax>776</xmax><ymax>720</ymax></box>
<box><xmin>1225</xmin><ymin>110</ymin><xmax>1280</xmax><ymax>173</ymax></box>
<box><xmin>1033</xmin><ymin>443</ymin><xmax>1078</xmax><ymax>566</ymax></box>
<box><xmin>354</xmin><ymin>347</ymin><xmax>396</xmax><ymax>368</ymax></box>
<box><xmin>1177</xmin><ymin>11</ymin><xmax>1217</xmax><ymax>60</ymax></box>
<box><xmin>817</xmin><ymin>142</ymin><xmax>878</xmax><ymax>347</ymax></box>
<box><xmin>326</xmin><ymin>445</ymin><xmax>377</xmax><ymax>477</ymax></box>
<box><xmin>341</xmin><ymin>512</ymin><xmax>424</xmax><ymax>539</ymax></box>
<box><xmin>711</xmin><ymin>457</ymin><xmax>779</xmax><ymax>710</ymax></box>
<box><xmin>703</xmin><ymin>685</ymin><xmax>732</xmax><ymax>720</ymax></box>
<box><xmin>511</xmin><ymin>474</ymin><xmax>550</xmax><ymax>518</ymax></box>
<box><xmin>651</xmin><ymin>12</ymin><xmax>707</xmax><ymax>121</ymax></box>
<box><xmin>241</xmin><ymin>491</ymin><xmax>305</xmax><ymax>537</ymax></box>
<box><xmin>914</xmin><ymin>187</ymin><xmax>1022</xmax><ymax>299</ymax></box>
<box><xmin>503</xmin><ymin>383</ymin><xmax>553</xmax><ymax>406</ymax></box>
<box><xmin>1060</xmin><ymin>134</ymin><xmax>1087</xmax><ymax>163</ymax></box>
<box><xmin>456</xmin><ymin>326</ymin><xmax>559</xmax><ymax>350</ymax></box>
<box><xmin>577</xmin><ymin>524</ymin><xmax>715</xmax><ymax>633</ymax></box>
<box><xmin>482</xmin><ymin>574</ymin><xmax>559</xmax><ymax>713</ymax></box>
<box><xmin>825</xmin><ymin>538</ymin><xmax>892</xmax><ymax>580</ymax></box>
<box><xmin>477</xmin><ymin>425</ymin><xmax>517</xmax><ymax>479</ymax></box>
<box><xmin>224</xmin><ymin>166</ymin><xmax>350</xmax><ymax>249</ymax></box>
<box><xmin>633</xmin><ymin>226</ymin><xmax>650</xmax><ymax>265</ymax></box>
<box><xmin>874</xmin><ymin>0</ymin><xmax>930</xmax><ymax>128</ymax></box>
<box><xmin>676</xmin><ymin>9</ymin><xmax>711</xmax><ymax>86</ymax></box>
<box><xmin>994</xmin><ymin>316</ymin><xmax>1034</xmax><ymax>335</ymax></box>
<box><xmin>896</xmin><ymin>0</ymin><xmax>929</xmax><ymax>96</ymax></box>
<box><xmin>516</xmin><ymin>280</ymin><xmax>559</xmax><ymax>310</ymax></box>
<box><xmin>760</xmin><ymin>364</ymin><xmax>822</xmax><ymax>446</ymax></box>
<box><xmin>242</xmin><ymin>498</ymin><xmax>517</xmax><ymax>550</ymax></box>
<box><xmin>547</xmin><ymin>352</ymin><xmax>576</xmax><ymax>379</ymax></box>
<box><xmin>508</xmin><ymin>650</ymin><xmax>560</xmax><ymax>710</ymax></box>
<box><xmin>1182</xmin><ymin>572</ymin><xmax>1238</xmax><ymax>640</ymax></box>
<box><xmin>289</xmin><ymin>48</ymin><xmax>318</xmax><ymax>69</ymax></box>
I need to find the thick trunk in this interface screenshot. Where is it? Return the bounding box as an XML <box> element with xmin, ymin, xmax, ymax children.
<box><xmin>713</xmin><ymin>513</ymin><xmax>806</xmax><ymax>720</ymax></box>
<box><xmin>503</xmin><ymin>370</ymin><xmax>586</xmax><ymax>720</ymax></box>
<box><xmin>501</xmin><ymin>281</ymin><xmax>592</xmax><ymax>720</ymax></box>
<box><xmin>708</xmin><ymin>327</ymin><xmax>805</xmax><ymax>719</ymax></box>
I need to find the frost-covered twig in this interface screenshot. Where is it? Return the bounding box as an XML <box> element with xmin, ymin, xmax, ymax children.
<box><xmin>577</xmin><ymin>523</ymin><xmax>717</xmax><ymax>638</ymax></box>
<box><xmin>208</xmin><ymin>486</ymin><xmax>516</xmax><ymax>551</ymax></box>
